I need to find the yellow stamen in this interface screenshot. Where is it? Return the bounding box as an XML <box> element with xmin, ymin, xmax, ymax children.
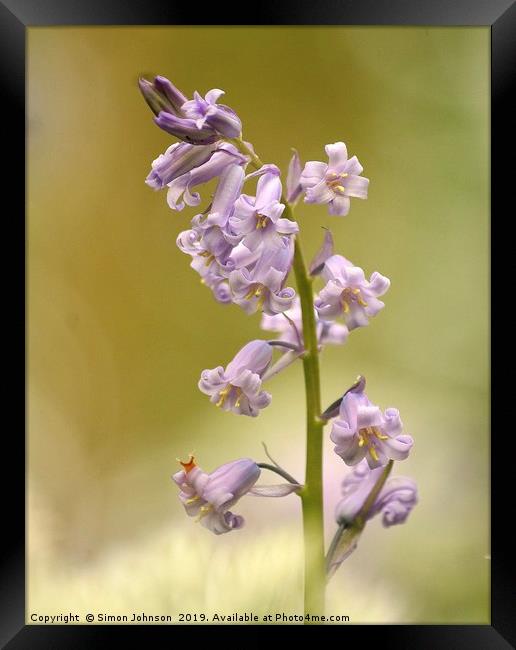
<box><xmin>195</xmin><ymin>504</ymin><xmax>213</xmax><ymax>522</ymax></box>
<box><xmin>334</xmin><ymin>185</ymin><xmax>346</xmax><ymax>194</ymax></box>
<box><xmin>256</xmin><ymin>214</ymin><xmax>268</xmax><ymax>229</ymax></box>
<box><xmin>256</xmin><ymin>290</ymin><xmax>266</xmax><ymax>311</ymax></box>
<box><xmin>185</xmin><ymin>495</ymin><xmax>201</xmax><ymax>505</ymax></box>
<box><xmin>339</xmin><ymin>172</ymin><xmax>349</xmax><ymax>178</ymax></box>
<box><xmin>244</xmin><ymin>286</ymin><xmax>256</xmax><ymax>300</ymax></box>
<box><xmin>358</xmin><ymin>426</ymin><xmax>389</xmax><ymax>462</ymax></box>
<box><xmin>216</xmin><ymin>385</ymin><xmax>232</xmax><ymax>408</ymax></box>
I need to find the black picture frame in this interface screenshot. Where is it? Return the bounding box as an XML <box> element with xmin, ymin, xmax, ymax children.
<box><xmin>2</xmin><ymin>0</ymin><xmax>512</xmax><ymax>645</ymax></box>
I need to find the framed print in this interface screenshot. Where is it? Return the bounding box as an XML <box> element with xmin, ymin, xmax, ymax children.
<box><xmin>1</xmin><ymin>0</ymin><xmax>513</xmax><ymax>645</ymax></box>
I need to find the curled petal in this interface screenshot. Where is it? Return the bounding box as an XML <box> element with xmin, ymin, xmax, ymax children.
<box><xmin>325</xmin><ymin>142</ymin><xmax>348</xmax><ymax>171</ymax></box>
<box><xmin>343</xmin><ymin>155</ymin><xmax>363</xmax><ymax>176</ymax></box>
<box><xmin>198</xmin><ymin>366</ymin><xmax>227</xmax><ymax>396</ymax></box>
<box><xmin>383</xmin><ymin>408</ymin><xmax>403</xmax><ymax>436</ymax></box>
<box><xmin>378</xmin><ymin>434</ymin><xmax>414</xmax><ymax>461</ymax></box>
<box><xmin>266</xmin><ymin>287</ymin><xmax>296</xmax><ymax>315</ymax></box>
<box><xmin>368</xmin><ymin>272</ymin><xmax>391</xmax><ymax>297</ymax></box>
<box><xmin>205</xmin><ymin>88</ymin><xmax>225</xmax><ymax>104</ymax></box>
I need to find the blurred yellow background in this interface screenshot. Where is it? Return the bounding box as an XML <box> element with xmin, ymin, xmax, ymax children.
<box><xmin>28</xmin><ymin>27</ymin><xmax>489</xmax><ymax>623</ymax></box>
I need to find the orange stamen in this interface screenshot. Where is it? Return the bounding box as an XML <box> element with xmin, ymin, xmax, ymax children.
<box><xmin>179</xmin><ymin>454</ymin><xmax>196</xmax><ymax>473</ymax></box>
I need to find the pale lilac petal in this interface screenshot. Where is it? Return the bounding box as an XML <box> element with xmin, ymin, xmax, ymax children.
<box><xmin>248</xmin><ymin>390</ymin><xmax>272</xmax><ymax>411</ymax></box>
<box><xmin>344</xmin><ymin>264</ymin><xmax>366</xmax><ymax>285</ymax></box>
<box><xmin>355</xmin><ymin>405</ymin><xmax>383</xmax><ymax>429</ymax></box>
<box><xmin>166</xmin><ymin>176</ymin><xmax>189</xmax><ymax>211</ymax></box>
<box><xmin>266</xmin><ymin>287</ymin><xmax>296</xmax><ymax>315</ymax></box>
<box><xmin>228</xmin><ymin>242</ymin><xmax>262</xmax><ymax>268</ymax></box>
<box><xmin>383</xmin><ymin>408</ymin><xmax>403</xmax><ymax>436</ymax></box>
<box><xmin>344</xmin><ymin>175</ymin><xmax>369</xmax><ymax>199</ymax></box>
<box><xmin>345</xmin><ymin>307</ymin><xmax>371</xmax><ymax>331</ymax></box>
<box><xmin>300</xmin><ymin>161</ymin><xmax>327</xmax><ymax>186</ymax></box>
<box><xmin>231</xmin><ymin>369</ymin><xmax>262</xmax><ymax>396</ymax></box>
<box><xmin>205</xmin><ymin>105</ymin><xmax>242</xmax><ymax>138</ymax></box>
<box><xmin>328</xmin><ymin>195</ymin><xmax>351</xmax><ymax>216</ymax></box>
<box><xmin>207</xmin><ymin>164</ymin><xmax>245</xmax><ymax>226</ymax></box>
<box><xmin>378</xmin><ymin>434</ymin><xmax>414</xmax><ymax>461</ymax></box>
<box><xmin>259</xmin><ymin>200</ymin><xmax>286</xmax><ymax>224</ymax></box>
<box><xmin>256</xmin><ymin>172</ymin><xmax>282</xmax><ymax>207</ymax></box>
<box><xmin>325</xmin><ymin>142</ymin><xmax>348</xmax><ymax>171</ymax></box>
<box><xmin>225</xmin><ymin>340</ymin><xmax>272</xmax><ymax>379</ymax></box>
<box><xmin>323</xmin><ymin>254</ymin><xmax>352</xmax><ymax>281</ymax></box>
<box><xmin>275</xmin><ymin>218</ymin><xmax>299</xmax><ymax>235</ymax></box>
<box><xmin>261</xmin><ymin>267</ymin><xmax>288</xmax><ymax>293</ymax></box>
<box><xmin>205</xmin><ymin>88</ymin><xmax>225</xmax><ymax>104</ymax></box>
<box><xmin>343</xmin><ymin>155</ymin><xmax>363</xmax><ymax>176</ymax></box>
<box><xmin>368</xmin><ymin>272</ymin><xmax>391</xmax><ymax>297</ymax></box>
<box><xmin>198</xmin><ymin>366</ymin><xmax>226</xmax><ymax>396</ymax></box>
<box><xmin>245</xmin><ymin>164</ymin><xmax>281</xmax><ymax>182</ymax></box>
<box><xmin>305</xmin><ymin>179</ymin><xmax>335</xmax><ymax>205</ymax></box>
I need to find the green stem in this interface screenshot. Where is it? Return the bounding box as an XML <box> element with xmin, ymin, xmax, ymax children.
<box><xmin>292</xmin><ymin>236</ymin><xmax>326</xmax><ymax>617</ymax></box>
<box><xmin>227</xmin><ymin>136</ymin><xmax>326</xmax><ymax>616</ymax></box>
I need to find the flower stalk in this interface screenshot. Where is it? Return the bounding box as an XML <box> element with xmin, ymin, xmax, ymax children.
<box><xmin>230</xmin><ymin>136</ymin><xmax>326</xmax><ymax>616</ymax></box>
<box><xmin>292</xmin><ymin>234</ymin><xmax>326</xmax><ymax>617</ymax></box>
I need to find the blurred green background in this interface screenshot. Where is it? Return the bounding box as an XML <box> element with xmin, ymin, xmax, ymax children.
<box><xmin>28</xmin><ymin>27</ymin><xmax>489</xmax><ymax>623</ymax></box>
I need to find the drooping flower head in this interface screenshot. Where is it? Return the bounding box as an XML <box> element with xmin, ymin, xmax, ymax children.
<box><xmin>260</xmin><ymin>296</ymin><xmax>348</xmax><ymax>350</ymax></box>
<box><xmin>315</xmin><ymin>254</ymin><xmax>390</xmax><ymax>328</ymax></box>
<box><xmin>139</xmin><ymin>75</ymin><xmax>242</xmax><ymax>143</ymax></box>
<box><xmin>198</xmin><ymin>340</ymin><xmax>273</xmax><ymax>416</ymax></box>
<box><xmin>330</xmin><ymin>376</ymin><xmax>414</xmax><ymax>468</ymax></box>
<box><xmin>300</xmin><ymin>142</ymin><xmax>369</xmax><ymax>216</ymax></box>
<box><xmin>173</xmin><ymin>456</ymin><xmax>260</xmax><ymax>534</ymax></box>
<box><xmin>335</xmin><ymin>459</ymin><xmax>418</xmax><ymax>527</ymax></box>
